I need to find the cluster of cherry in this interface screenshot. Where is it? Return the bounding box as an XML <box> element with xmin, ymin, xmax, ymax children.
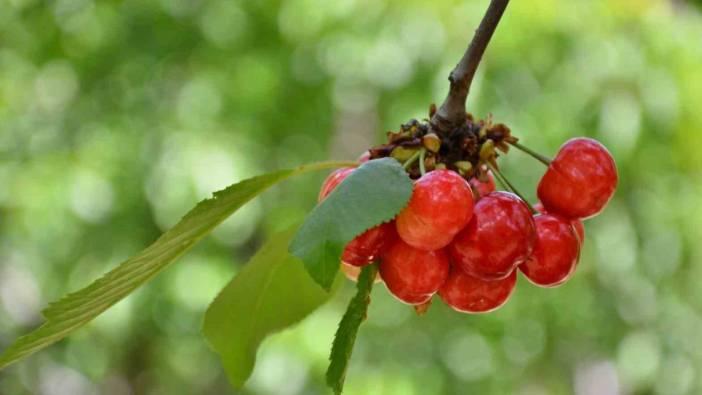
<box><xmin>319</xmin><ymin>138</ymin><xmax>617</xmax><ymax>313</ymax></box>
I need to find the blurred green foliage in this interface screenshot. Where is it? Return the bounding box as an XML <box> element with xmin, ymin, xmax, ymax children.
<box><xmin>1</xmin><ymin>0</ymin><xmax>702</xmax><ymax>394</ymax></box>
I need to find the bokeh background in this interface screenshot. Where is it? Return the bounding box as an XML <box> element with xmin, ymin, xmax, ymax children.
<box><xmin>1</xmin><ymin>0</ymin><xmax>702</xmax><ymax>394</ymax></box>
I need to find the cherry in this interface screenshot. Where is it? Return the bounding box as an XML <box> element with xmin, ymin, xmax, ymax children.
<box><xmin>439</xmin><ymin>266</ymin><xmax>517</xmax><ymax>314</ymax></box>
<box><xmin>341</xmin><ymin>221</ymin><xmax>396</xmax><ymax>267</ymax></box>
<box><xmin>396</xmin><ymin>170</ymin><xmax>474</xmax><ymax>251</ymax></box>
<box><xmin>468</xmin><ymin>170</ymin><xmax>495</xmax><ymax>199</ymax></box>
<box><xmin>520</xmin><ymin>213</ymin><xmax>580</xmax><ymax>287</ymax></box>
<box><xmin>388</xmin><ymin>289</ymin><xmax>433</xmax><ymax>305</ymax></box>
<box><xmin>318</xmin><ymin>167</ymin><xmax>355</xmax><ymax>202</ymax></box>
<box><xmin>340</xmin><ymin>262</ymin><xmax>382</xmax><ymax>283</ymax></box>
<box><xmin>450</xmin><ymin>191</ymin><xmax>536</xmax><ymax>281</ymax></box>
<box><xmin>537</xmin><ymin>138</ymin><xmax>618</xmax><ymax>219</ymax></box>
<box><xmin>319</xmin><ymin>167</ymin><xmax>395</xmax><ymax>267</ymax></box>
<box><xmin>379</xmin><ymin>239</ymin><xmax>449</xmax><ymax>305</ymax></box>
<box><xmin>357</xmin><ymin>150</ymin><xmax>371</xmax><ymax>163</ymax></box>
<box><xmin>534</xmin><ymin>201</ymin><xmax>585</xmax><ymax>244</ymax></box>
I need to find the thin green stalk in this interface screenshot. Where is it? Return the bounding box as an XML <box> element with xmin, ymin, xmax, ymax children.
<box><xmin>487</xmin><ymin>162</ymin><xmax>537</xmax><ymax>214</ymax></box>
<box><xmin>403</xmin><ymin>150</ymin><xmax>422</xmax><ymax>169</ymax></box>
<box><xmin>508</xmin><ymin>141</ymin><xmax>552</xmax><ymax>166</ymax></box>
<box><xmin>296</xmin><ymin>160</ymin><xmax>361</xmax><ymax>172</ymax></box>
<box><xmin>418</xmin><ymin>148</ymin><xmax>427</xmax><ymax>176</ymax></box>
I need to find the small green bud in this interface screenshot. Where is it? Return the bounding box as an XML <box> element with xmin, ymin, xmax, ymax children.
<box><xmin>390</xmin><ymin>146</ymin><xmax>418</xmax><ymax>162</ymax></box>
<box><xmin>455</xmin><ymin>161</ymin><xmax>473</xmax><ymax>176</ymax></box>
<box><xmin>422</xmin><ymin>133</ymin><xmax>441</xmax><ymax>153</ymax></box>
<box><xmin>479</xmin><ymin>139</ymin><xmax>496</xmax><ymax>160</ymax></box>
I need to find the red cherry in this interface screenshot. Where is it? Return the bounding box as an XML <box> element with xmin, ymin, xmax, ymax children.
<box><xmin>450</xmin><ymin>191</ymin><xmax>536</xmax><ymax>280</ymax></box>
<box><xmin>388</xmin><ymin>289</ymin><xmax>433</xmax><ymax>305</ymax></box>
<box><xmin>439</xmin><ymin>266</ymin><xmax>516</xmax><ymax>314</ymax></box>
<box><xmin>318</xmin><ymin>167</ymin><xmax>355</xmax><ymax>202</ymax></box>
<box><xmin>319</xmin><ymin>167</ymin><xmax>395</xmax><ymax>266</ymax></box>
<box><xmin>357</xmin><ymin>151</ymin><xmax>371</xmax><ymax>163</ymax></box>
<box><xmin>379</xmin><ymin>239</ymin><xmax>449</xmax><ymax>305</ymax></box>
<box><xmin>534</xmin><ymin>201</ymin><xmax>585</xmax><ymax>244</ymax></box>
<box><xmin>573</xmin><ymin>221</ymin><xmax>585</xmax><ymax>244</ymax></box>
<box><xmin>537</xmin><ymin>138</ymin><xmax>618</xmax><ymax>219</ymax></box>
<box><xmin>396</xmin><ymin>170</ymin><xmax>474</xmax><ymax>251</ymax></box>
<box><xmin>520</xmin><ymin>214</ymin><xmax>580</xmax><ymax>287</ymax></box>
<box><xmin>468</xmin><ymin>170</ymin><xmax>495</xmax><ymax>199</ymax></box>
<box><xmin>341</xmin><ymin>221</ymin><xmax>396</xmax><ymax>267</ymax></box>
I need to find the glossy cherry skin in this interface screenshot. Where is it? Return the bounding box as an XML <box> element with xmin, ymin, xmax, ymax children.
<box><xmin>379</xmin><ymin>239</ymin><xmax>449</xmax><ymax>305</ymax></box>
<box><xmin>387</xmin><ymin>288</ymin><xmax>433</xmax><ymax>305</ymax></box>
<box><xmin>357</xmin><ymin>151</ymin><xmax>371</xmax><ymax>163</ymax></box>
<box><xmin>340</xmin><ymin>262</ymin><xmax>382</xmax><ymax>283</ymax></box>
<box><xmin>537</xmin><ymin>138</ymin><xmax>618</xmax><ymax>219</ymax></box>
<box><xmin>341</xmin><ymin>221</ymin><xmax>396</xmax><ymax>267</ymax></box>
<box><xmin>534</xmin><ymin>201</ymin><xmax>585</xmax><ymax>244</ymax></box>
<box><xmin>439</xmin><ymin>266</ymin><xmax>517</xmax><ymax>314</ymax></box>
<box><xmin>396</xmin><ymin>170</ymin><xmax>474</xmax><ymax>251</ymax></box>
<box><xmin>520</xmin><ymin>214</ymin><xmax>581</xmax><ymax>287</ymax></box>
<box><xmin>450</xmin><ymin>191</ymin><xmax>536</xmax><ymax>281</ymax></box>
<box><xmin>318</xmin><ymin>167</ymin><xmax>355</xmax><ymax>202</ymax></box>
<box><xmin>319</xmin><ymin>167</ymin><xmax>395</xmax><ymax>266</ymax></box>
<box><xmin>468</xmin><ymin>171</ymin><xmax>495</xmax><ymax>199</ymax></box>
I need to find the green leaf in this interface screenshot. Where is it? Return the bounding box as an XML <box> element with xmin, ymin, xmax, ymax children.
<box><xmin>289</xmin><ymin>158</ymin><xmax>412</xmax><ymax>290</ymax></box>
<box><xmin>203</xmin><ymin>226</ymin><xmax>340</xmax><ymax>388</ymax></box>
<box><xmin>326</xmin><ymin>263</ymin><xmax>378</xmax><ymax>395</ymax></box>
<box><xmin>0</xmin><ymin>161</ymin><xmax>355</xmax><ymax>370</ymax></box>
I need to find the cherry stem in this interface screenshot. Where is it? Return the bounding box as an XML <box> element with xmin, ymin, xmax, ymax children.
<box><xmin>508</xmin><ymin>141</ymin><xmax>552</xmax><ymax>166</ymax></box>
<box><xmin>430</xmin><ymin>0</ymin><xmax>510</xmax><ymax>135</ymax></box>
<box><xmin>402</xmin><ymin>150</ymin><xmax>422</xmax><ymax>170</ymax></box>
<box><xmin>294</xmin><ymin>160</ymin><xmax>360</xmax><ymax>172</ymax></box>
<box><xmin>418</xmin><ymin>148</ymin><xmax>427</xmax><ymax>176</ymax></box>
<box><xmin>487</xmin><ymin>163</ymin><xmax>538</xmax><ymax>214</ymax></box>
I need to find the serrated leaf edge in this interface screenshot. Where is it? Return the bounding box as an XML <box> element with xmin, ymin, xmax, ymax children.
<box><xmin>0</xmin><ymin>160</ymin><xmax>356</xmax><ymax>370</ymax></box>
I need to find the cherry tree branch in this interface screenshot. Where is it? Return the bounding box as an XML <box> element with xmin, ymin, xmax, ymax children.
<box><xmin>431</xmin><ymin>0</ymin><xmax>510</xmax><ymax>135</ymax></box>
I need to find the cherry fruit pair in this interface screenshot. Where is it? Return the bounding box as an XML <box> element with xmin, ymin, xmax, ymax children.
<box><xmin>522</xmin><ymin>138</ymin><xmax>617</xmax><ymax>287</ymax></box>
